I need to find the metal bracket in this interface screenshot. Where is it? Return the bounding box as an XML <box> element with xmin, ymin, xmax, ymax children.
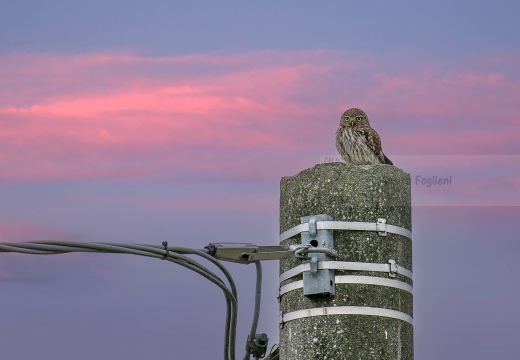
<box><xmin>205</xmin><ymin>243</ymin><xmax>301</xmax><ymax>264</ymax></box>
<box><xmin>301</xmin><ymin>214</ymin><xmax>335</xmax><ymax>296</ymax></box>
<box><xmin>205</xmin><ymin>242</ymin><xmax>336</xmax><ymax>265</ymax></box>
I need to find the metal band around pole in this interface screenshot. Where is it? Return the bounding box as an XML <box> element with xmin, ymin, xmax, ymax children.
<box><xmin>280</xmin><ymin>306</ymin><xmax>413</xmax><ymax>325</ymax></box>
<box><xmin>279</xmin><ymin>275</ymin><xmax>413</xmax><ymax>297</ymax></box>
<box><xmin>279</xmin><ymin>261</ymin><xmax>413</xmax><ymax>283</ymax></box>
<box><xmin>279</xmin><ymin>220</ymin><xmax>412</xmax><ymax>242</ymax></box>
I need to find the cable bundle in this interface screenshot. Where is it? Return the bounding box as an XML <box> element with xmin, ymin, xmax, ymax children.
<box><xmin>0</xmin><ymin>241</ymin><xmax>241</xmax><ymax>360</ymax></box>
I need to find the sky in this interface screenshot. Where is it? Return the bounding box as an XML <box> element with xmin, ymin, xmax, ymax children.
<box><xmin>1</xmin><ymin>1</ymin><xmax>519</xmax><ymax>358</ymax></box>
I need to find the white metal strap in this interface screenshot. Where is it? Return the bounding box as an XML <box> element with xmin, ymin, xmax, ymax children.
<box><xmin>279</xmin><ymin>261</ymin><xmax>413</xmax><ymax>283</ymax></box>
<box><xmin>279</xmin><ymin>220</ymin><xmax>412</xmax><ymax>242</ymax></box>
<box><xmin>279</xmin><ymin>275</ymin><xmax>413</xmax><ymax>297</ymax></box>
<box><xmin>279</xmin><ymin>223</ymin><xmax>308</xmax><ymax>242</ymax></box>
<box><xmin>280</xmin><ymin>306</ymin><xmax>413</xmax><ymax>325</ymax></box>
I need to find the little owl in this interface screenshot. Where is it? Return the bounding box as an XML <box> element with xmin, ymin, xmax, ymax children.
<box><xmin>335</xmin><ymin>108</ymin><xmax>393</xmax><ymax>165</ymax></box>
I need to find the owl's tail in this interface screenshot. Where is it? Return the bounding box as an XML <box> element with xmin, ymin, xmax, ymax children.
<box><xmin>383</xmin><ymin>153</ymin><xmax>393</xmax><ymax>165</ymax></box>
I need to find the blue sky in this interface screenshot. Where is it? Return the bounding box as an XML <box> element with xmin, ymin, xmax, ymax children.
<box><xmin>3</xmin><ymin>1</ymin><xmax>519</xmax><ymax>55</ymax></box>
<box><xmin>1</xmin><ymin>1</ymin><xmax>519</xmax><ymax>359</ymax></box>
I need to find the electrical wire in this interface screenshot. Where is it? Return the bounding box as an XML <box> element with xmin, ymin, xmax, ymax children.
<box><xmin>243</xmin><ymin>261</ymin><xmax>263</xmax><ymax>360</ymax></box>
<box><xmin>264</xmin><ymin>344</ymin><xmax>279</xmax><ymax>360</ymax></box>
<box><xmin>0</xmin><ymin>241</ymin><xmax>238</xmax><ymax>360</ymax></box>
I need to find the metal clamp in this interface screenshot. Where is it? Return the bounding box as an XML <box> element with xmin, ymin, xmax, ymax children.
<box><xmin>205</xmin><ymin>242</ymin><xmax>336</xmax><ymax>264</ymax></box>
<box><xmin>279</xmin><ymin>218</ymin><xmax>412</xmax><ymax>242</ymax></box>
<box><xmin>377</xmin><ymin>218</ymin><xmax>387</xmax><ymax>236</ymax></box>
<box><xmin>300</xmin><ymin>214</ymin><xmax>335</xmax><ymax>296</ymax></box>
<box><xmin>244</xmin><ymin>333</ymin><xmax>269</xmax><ymax>359</ymax></box>
<box><xmin>279</xmin><ymin>260</ymin><xmax>413</xmax><ymax>283</ymax></box>
<box><xmin>388</xmin><ymin>259</ymin><xmax>397</xmax><ymax>278</ymax></box>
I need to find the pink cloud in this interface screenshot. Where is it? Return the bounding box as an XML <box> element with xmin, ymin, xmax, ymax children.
<box><xmin>0</xmin><ymin>50</ymin><xmax>518</xmax><ymax>184</ymax></box>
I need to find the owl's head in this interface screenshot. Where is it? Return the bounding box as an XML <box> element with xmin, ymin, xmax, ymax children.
<box><xmin>340</xmin><ymin>108</ymin><xmax>370</xmax><ymax>127</ymax></box>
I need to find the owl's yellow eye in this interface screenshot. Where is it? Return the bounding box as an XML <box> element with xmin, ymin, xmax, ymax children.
<box><xmin>356</xmin><ymin>117</ymin><xmax>362</xmax><ymax>122</ymax></box>
<box><xmin>343</xmin><ymin>117</ymin><xmax>350</xmax><ymax>122</ymax></box>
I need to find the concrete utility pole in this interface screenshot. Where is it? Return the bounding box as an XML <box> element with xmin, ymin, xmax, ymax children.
<box><xmin>278</xmin><ymin>162</ymin><xmax>412</xmax><ymax>359</ymax></box>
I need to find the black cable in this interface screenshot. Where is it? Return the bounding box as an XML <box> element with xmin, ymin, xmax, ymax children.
<box><xmin>29</xmin><ymin>240</ymin><xmax>239</xmax><ymax>360</ymax></box>
<box><xmin>153</xmin><ymin>245</ymin><xmax>239</xmax><ymax>360</ymax></box>
<box><xmin>0</xmin><ymin>241</ymin><xmax>238</xmax><ymax>360</ymax></box>
<box><xmin>119</xmin><ymin>243</ymin><xmax>239</xmax><ymax>360</ymax></box>
<box><xmin>243</xmin><ymin>261</ymin><xmax>263</xmax><ymax>360</ymax></box>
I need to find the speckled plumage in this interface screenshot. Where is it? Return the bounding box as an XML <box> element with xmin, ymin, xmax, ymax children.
<box><xmin>335</xmin><ymin>108</ymin><xmax>393</xmax><ymax>165</ymax></box>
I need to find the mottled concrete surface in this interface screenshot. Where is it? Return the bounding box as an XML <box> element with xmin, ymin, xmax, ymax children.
<box><xmin>279</xmin><ymin>163</ymin><xmax>412</xmax><ymax>360</ymax></box>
